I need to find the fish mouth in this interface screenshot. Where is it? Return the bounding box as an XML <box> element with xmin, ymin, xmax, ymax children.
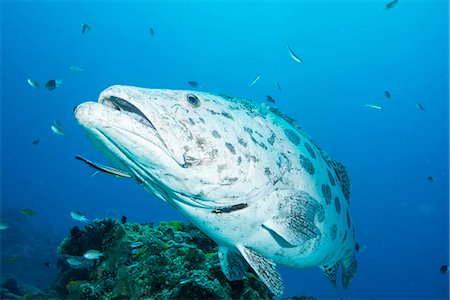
<box><xmin>99</xmin><ymin>95</ymin><xmax>157</xmax><ymax>131</ymax></box>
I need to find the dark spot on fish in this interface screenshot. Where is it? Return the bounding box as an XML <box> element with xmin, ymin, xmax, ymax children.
<box><xmin>199</xmin><ymin>117</ymin><xmax>205</xmax><ymax>124</ymax></box>
<box><xmin>334</xmin><ymin>197</ymin><xmax>341</xmax><ymax>214</ymax></box>
<box><xmin>221</xmin><ymin>111</ymin><xmax>234</xmax><ymax>120</ymax></box>
<box><xmin>300</xmin><ymin>155</ymin><xmax>315</xmax><ymax>175</ymax></box>
<box><xmin>237</xmin><ymin>156</ymin><xmax>242</xmax><ymax>165</ymax></box>
<box><xmin>330</xmin><ymin>224</ymin><xmax>337</xmax><ymax>241</ymax></box>
<box><xmin>188</xmin><ymin>118</ymin><xmax>195</xmax><ymax>125</ymax></box>
<box><xmin>245</xmin><ymin>154</ymin><xmax>259</xmax><ymax>162</ymax></box>
<box><xmin>188</xmin><ymin>81</ymin><xmax>199</xmax><ymax>88</ymax></box>
<box><xmin>440</xmin><ymin>265</ymin><xmax>449</xmax><ymax>274</ymax></box>
<box><xmin>355</xmin><ymin>242</ymin><xmax>360</xmax><ymax>252</ymax></box>
<box><xmin>217</xmin><ymin>164</ymin><xmax>226</xmax><ymax>172</ymax></box>
<box><xmin>304</xmin><ymin>142</ymin><xmax>316</xmax><ymax>159</ymax></box>
<box><xmin>32</xmin><ymin>139</ymin><xmax>40</xmax><ymax>145</ymax></box>
<box><xmin>342</xmin><ymin>230</ymin><xmax>347</xmax><ymax>242</ymax></box>
<box><xmin>212</xmin><ymin>130</ymin><xmax>221</xmax><ymax>138</ymax></box>
<box><xmin>207</xmin><ymin>109</ymin><xmax>220</xmax><ymax>115</ymax></box>
<box><xmin>265</xmin><ymin>95</ymin><xmax>276</xmax><ymax>103</ymax></box>
<box><xmin>244</xmin><ymin>127</ymin><xmax>253</xmax><ymax>135</ymax></box>
<box><xmin>267</xmin><ymin>133</ymin><xmax>276</xmax><ymax>145</ymax></box>
<box><xmin>212</xmin><ymin>203</ymin><xmax>248</xmax><ymax>213</ymax></box>
<box><xmin>196</xmin><ymin>137</ymin><xmax>206</xmax><ymax>147</ymax></box>
<box><xmin>322</xmin><ymin>184</ymin><xmax>332</xmax><ymax>204</ymax></box>
<box><xmin>346</xmin><ymin>209</ymin><xmax>351</xmax><ymax>228</ymax></box>
<box><xmin>327</xmin><ymin>169</ymin><xmax>336</xmax><ymax>186</ymax></box>
<box><xmin>265</xmin><ymin>167</ymin><xmax>271</xmax><ymax>176</ymax></box>
<box><xmin>238</xmin><ymin>138</ymin><xmax>247</xmax><ymax>147</ymax></box>
<box><xmin>284</xmin><ymin>128</ymin><xmax>301</xmax><ymax>145</ymax></box>
<box><xmin>225</xmin><ymin>142</ymin><xmax>236</xmax><ymax>155</ymax></box>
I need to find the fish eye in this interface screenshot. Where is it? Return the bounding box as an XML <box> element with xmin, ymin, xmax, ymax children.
<box><xmin>186</xmin><ymin>94</ymin><xmax>200</xmax><ymax>107</ymax></box>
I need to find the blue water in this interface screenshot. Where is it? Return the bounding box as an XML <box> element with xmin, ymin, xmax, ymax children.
<box><xmin>1</xmin><ymin>0</ymin><xmax>448</xmax><ymax>298</ymax></box>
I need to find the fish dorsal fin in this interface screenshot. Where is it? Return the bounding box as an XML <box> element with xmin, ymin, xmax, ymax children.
<box><xmin>332</xmin><ymin>161</ymin><xmax>351</xmax><ymax>203</ymax></box>
<box><xmin>319</xmin><ymin>263</ymin><xmax>339</xmax><ymax>288</ymax></box>
<box><xmin>262</xmin><ymin>191</ymin><xmax>324</xmax><ymax>247</ymax></box>
<box><xmin>218</xmin><ymin>246</ymin><xmax>248</xmax><ymax>281</ymax></box>
<box><xmin>319</xmin><ymin>150</ymin><xmax>352</xmax><ymax>204</ymax></box>
<box><xmin>237</xmin><ymin>244</ymin><xmax>284</xmax><ymax>297</ymax></box>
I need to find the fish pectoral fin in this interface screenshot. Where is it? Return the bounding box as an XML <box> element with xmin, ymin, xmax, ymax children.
<box><xmin>319</xmin><ymin>263</ymin><xmax>339</xmax><ymax>288</ymax></box>
<box><xmin>237</xmin><ymin>244</ymin><xmax>284</xmax><ymax>297</ymax></box>
<box><xmin>218</xmin><ymin>246</ymin><xmax>248</xmax><ymax>281</ymax></box>
<box><xmin>262</xmin><ymin>191</ymin><xmax>323</xmax><ymax>247</ymax></box>
<box><xmin>341</xmin><ymin>253</ymin><xmax>357</xmax><ymax>289</ymax></box>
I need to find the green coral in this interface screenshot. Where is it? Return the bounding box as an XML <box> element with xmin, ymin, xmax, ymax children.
<box><xmin>45</xmin><ymin>218</ymin><xmax>315</xmax><ymax>300</ymax></box>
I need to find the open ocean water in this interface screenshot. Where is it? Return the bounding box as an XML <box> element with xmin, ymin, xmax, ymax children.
<box><xmin>1</xmin><ymin>0</ymin><xmax>449</xmax><ymax>299</ymax></box>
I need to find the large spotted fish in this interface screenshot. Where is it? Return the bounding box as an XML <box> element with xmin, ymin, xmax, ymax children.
<box><xmin>74</xmin><ymin>85</ymin><xmax>357</xmax><ymax>296</ymax></box>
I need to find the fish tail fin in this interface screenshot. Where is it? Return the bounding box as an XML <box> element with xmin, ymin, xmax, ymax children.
<box><xmin>341</xmin><ymin>253</ymin><xmax>357</xmax><ymax>289</ymax></box>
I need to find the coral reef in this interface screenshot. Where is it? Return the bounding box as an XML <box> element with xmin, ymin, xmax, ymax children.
<box><xmin>37</xmin><ymin>218</ymin><xmax>315</xmax><ymax>299</ymax></box>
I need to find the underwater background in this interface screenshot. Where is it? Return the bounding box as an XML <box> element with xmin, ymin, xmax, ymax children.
<box><xmin>1</xmin><ymin>0</ymin><xmax>448</xmax><ymax>299</ymax></box>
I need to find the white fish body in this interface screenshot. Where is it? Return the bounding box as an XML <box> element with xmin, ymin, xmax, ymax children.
<box><xmin>364</xmin><ymin>104</ymin><xmax>382</xmax><ymax>110</ymax></box>
<box><xmin>83</xmin><ymin>250</ymin><xmax>104</xmax><ymax>260</ymax></box>
<box><xmin>74</xmin><ymin>86</ymin><xmax>357</xmax><ymax>296</ymax></box>
<box><xmin>287</xmin><ymin>45</ymin><xmax>302</xmax><ymax>63</ymax></box>
<box><xmin>249</xmin><ymin>75</ymin><xmax>260</xmax><ymax>87</ymax></box>
<box><xmin>70</xmin><ymin>65</ymin><xmax>84</xmax><ymax>72</ymax></box>
<box><xmin>70</xmin><ymin>211</ymin><xmax>89</xmax><ymax>223</ymax></box>
<box><xmin>27</xmin><ymin>79</ymin><xmax>39</xmax><ymax>88</ymax></box>
<box><xmin>0</xmin><ymin>223</ymin><xmax>10</xmax><ymax>230</ymax></box>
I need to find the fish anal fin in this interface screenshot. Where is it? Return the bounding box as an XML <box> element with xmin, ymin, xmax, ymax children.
<box><xmin>262</xmin><ymin>191</ymin><xmax>323</xmax><ymax>247</ymax></box>
<box><xmin>237</xmin><ymin>244</ymin><xmax>284</xmax><ymax>297</ymax></box>
<box><xmin>341</xmin><ymin>253</ymin><xmax>357</xmax><ymax>289</ymax></box>
<box><xmin>320</xmin><ymin>263</ymin><xmax>339</xmax><ymax>288</ymax></box>
<box><xmin>218</xmin><ymin>246</ymin><xmax>248</xmax><ymax>281</ymax></box>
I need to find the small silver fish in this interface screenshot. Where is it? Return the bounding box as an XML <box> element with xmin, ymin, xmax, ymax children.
<box><xmin>249</xmin><ymin>75</ymin><xmax>260</xmax><ymax>87</ymax></box>
<box><xmin>70</xmin><ymin>211</ymin><xmax>89</xmax><ymax>223</ymax></box>
<box><xmin>287</xmin><ymin>45</ymin><xmax>302</xmax><ymax>63</ymax></box>
<box><xmin>66</xmin><ymin>256</ymin><xmax>93</xmax><ymax>269</ymax></box>
<box><xmin>384</xmin><ymin>90</ymin><xmax>391</xmax><ymax>99</ymax></box>
<box><xmin>75</xmin><ymin>155</ymin><xmax>131</xmax><ymax>178</ymax></box>
<box><xmin>364</xmin><ymin>104</ymin><xmax>382</xmax><ymax>110</ymax></box>
<box><xmin>69</xmin><ymin>65</ymin><xmax>84</xmax><ymax>72</ymax></box>
<box><xmin>0</xmin><ymin>223</ymin><xmax>10</xmax><ymax>230</ymax></box>
<box><xmin>51</xmin><ymin>120</ymin><xmax>65</xmax><ymax>136</ymax></box>
<box><xmin>276</xmin><ymin>82</ymin><xmax>282</xmax><ymax>91</ymax></box>
<box><xmin>417</xmin><ymin>103</ymin><xmax>425</xmax><ymax>111</ymax></box>
<box><xmin>27</xmin><ymin>79</ymin><xmax>39</xmax><ymax>88</ymax></box>
<box><xmin>83</xmin><ymin>249</ymin><xmax>104</xmax><ymax>260</ymax></box>
<box><xmin>81</xmin><ymin>23</ymin><xmax>91</xmax><ymax>34</ymax></box>
<box><xmin>385</xmin><ymin>0</ymin><xmax>399</xmax><ymax>10</ymax></box>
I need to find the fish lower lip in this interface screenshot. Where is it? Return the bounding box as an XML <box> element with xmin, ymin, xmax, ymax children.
<box><xmin>101</xmin><ymin>96</ymin><xmax>156</xmax><ymax>130</ymax></box>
